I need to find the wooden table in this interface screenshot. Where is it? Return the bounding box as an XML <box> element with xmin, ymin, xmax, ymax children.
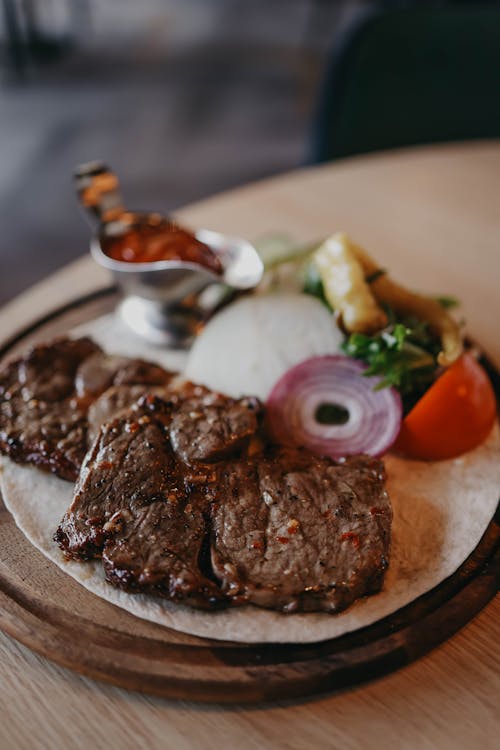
<box><xmin>1</xmin><ymin>142</ymin><xmax>499</xmax><ymax>749</ymax></box>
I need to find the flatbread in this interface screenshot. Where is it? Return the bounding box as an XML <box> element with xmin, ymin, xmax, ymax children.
<box><xmin>0</xmin><ymin>310</ymin><xmax>499</xmax><ymax>643</ymax></box>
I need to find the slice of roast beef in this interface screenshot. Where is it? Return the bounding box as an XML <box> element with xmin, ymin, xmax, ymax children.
<box><xmin>55</xmin><ymin>406</ymin><xmax>224</xmax><ymax>608</ymax></box>
<box><xmin>0</xmin><ymin>337</ymin><xmax>175</xmax><ymax>480</ymax></box>
<box><xmin>87</xmin><ymin>385</ymin><xmax>169</xmax><ymax>445</ymax></box>
<box><xmin>87</xmin><ymin>384</ymin><xmax>261</xmax><ymax>462</ymax></box>
<box><xmin>168</xmin><ymin>390</ymin><xmax>261</xmax><ymax>464</ymax></box>
<box><xmin>75</xmin><ymin>353</ymin><xmax>131</xmax><ymax>399</ymax></box>
<box><xmin>209</xmin><ymin>449</ymin><xmax>391</xmax><ymax>613</ymax></box>
<box><xmin>15</xmin><ymin>337</ymin><xmax>101</xmax><ymax>402</ymax></box>
<box><xmin>75</xmin><ymin>352</ymin><xmax>173</xmax><ymax>400</ymax></box>
<box><xmin>0</xmin><ymin>338</ymin><xmax>101</xmax><ymax>480</ymax></box>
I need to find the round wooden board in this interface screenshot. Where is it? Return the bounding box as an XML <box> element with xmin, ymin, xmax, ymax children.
<box><xmin>0</xmin><ymin>289</ymin><xmax>498</xmax><ymax>704</ymax></box>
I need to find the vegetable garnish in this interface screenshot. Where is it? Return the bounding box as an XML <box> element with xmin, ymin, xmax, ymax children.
<box><xmin>348</xmin><ymin>240</ymin><xmax>463</xmax><ymax>367</ymax></box>
<box><xmin>309</xmin><ymin>233</ymin><xmax>463</xmax><ymax>367</ymax></box>
<box><xmin>266</xmin><ymin>355</ymin><xmax>402</xmax><ymax>460</ymax></box>
<box><xmin>261</xmin><ymin>232</ymin><xmax>494</xmax><ymax>461</ymax></box>
<box><xmin>342</xmin><ymin>311</ymin><xmax>441</xmax><ymax>414</ymax></box>
<box><xmin>394</xmin><ymin>353</ymin><xmax>497</xmax><ymax>461</ymax></box>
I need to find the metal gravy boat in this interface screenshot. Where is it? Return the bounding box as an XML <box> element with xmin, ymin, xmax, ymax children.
<box><xmin>74</xmin><ymin>161</ymin><xmax>263</xmax><ymax>347</ymax></box>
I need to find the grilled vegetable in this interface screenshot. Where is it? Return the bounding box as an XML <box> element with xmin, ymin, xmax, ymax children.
<box><xmin>313</xmin><ymin>233</ymin><xmax>388</xmax><ymax>334</ymax></box>
<box><xmin>350</xmin><ymin>241</ymin><xmax>463</xmax><ymax>366</ymax></box>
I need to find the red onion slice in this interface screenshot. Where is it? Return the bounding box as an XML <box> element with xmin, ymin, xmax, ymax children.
<box><xmin>266</xmin><ymin>355</ymin><xmax>402</xmax><ymax>459</ymax></box>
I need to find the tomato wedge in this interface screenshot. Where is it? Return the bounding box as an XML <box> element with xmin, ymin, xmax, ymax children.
<box><xmin>394</xmin><ymin>353</ymin><xmax>497</xmax><ymax>461</ymax></box>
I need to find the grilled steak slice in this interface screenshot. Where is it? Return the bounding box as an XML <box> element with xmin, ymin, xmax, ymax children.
<box><xmin>75</xmin><ymin>353</ymin><xmax>131</xmax><ymax>399</ymax></box>
<box><xmin>75</xmin><ymin>353</ymin><xmax>173</xmax><ymax>400</ymax></box>
<box><xmin>13</xmin><ymin>337</ymin><xmax>101</xmax><ymax>402</ymax></box>
<box><xmin>210</xmin><ymin>449</ymin><xmax>391</xmax><ymax>613</ymax></box>
<box><xmin>0</xmin><ymin>338</ymin><xmax>175</xmax><ymax>479</ymax></box>
<box><xmin>112</xmin><ymin>359</ymin><xmax>173</xmax><ymax>388</ymax></box>
<box><xmin>87</xmin><ymin>385</ymin><xmax>169</xmax><ymax>445</ymax></box>
<box><xmin>90</xmin><ymin>384</ymin><xmax>262</xmax><ymax>463</ymax></box>
<box><xmin>0</xmin><ymin>338</ymin><xmax>101</xmax><ymax>480</ymax></box>
<box><xmin>169</xmin><ymin>391</ymin><xmax>261</xmax><ymax>464</ymax></box>
<box><xmin>55</xmin><ymin>406</ymin><xmax>223</xmax><ymax>608</ymax></box>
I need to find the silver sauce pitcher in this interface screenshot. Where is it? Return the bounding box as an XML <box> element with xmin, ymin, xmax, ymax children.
<box><xmin>74</xmin><ymin>161</ymin><xmax>263</xmax><ymax>347</ymax></box>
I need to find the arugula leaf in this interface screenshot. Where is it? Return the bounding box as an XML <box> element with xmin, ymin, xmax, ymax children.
<box><xmin>342</xmin><ymin>314</ymin><xmax>441</xmax><ymax>413</ymax></box>
<box><xmin>303</xmin><ymin>264</ymin><xmax>332</xmax><ymax>309</ymax></box>
<box><xmin>435</xmin><ymin>295</ymin><xmax>460</xmax><ymax>310</ymax></box>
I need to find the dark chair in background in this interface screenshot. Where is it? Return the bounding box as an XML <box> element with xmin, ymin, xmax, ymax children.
<box><xmin>1</xmin><ymin>0</ymin><xmax>90</xmax><ymax>78</ymax></box>
<box><xmin>310</xmin><ymin>5</ymin><xmax>500</xmax><ymax>163</ymax></box>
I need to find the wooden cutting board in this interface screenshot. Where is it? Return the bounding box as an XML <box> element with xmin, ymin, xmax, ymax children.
<box><xmin>0</xmin><ymin>289</ymin><xmax>498</xmax><ymax>703</ymax></box>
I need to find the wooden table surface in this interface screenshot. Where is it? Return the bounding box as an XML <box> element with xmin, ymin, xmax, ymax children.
<box><xmin>0</xmin><ymin>142</ymin><xmax>499</xmax><ymax>750</ymax></box>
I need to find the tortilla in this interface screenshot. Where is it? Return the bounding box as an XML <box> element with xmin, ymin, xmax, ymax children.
<box><xmin>0</xmin><ymin>309</ymin><xmax>499</xmax><ymax>643</ymax></box>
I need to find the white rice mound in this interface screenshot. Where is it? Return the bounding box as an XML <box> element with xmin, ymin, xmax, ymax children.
<box><xmin>185</xmin><ymin>293</ymin><xmax>344</xmax><ymax>399</ymax></box>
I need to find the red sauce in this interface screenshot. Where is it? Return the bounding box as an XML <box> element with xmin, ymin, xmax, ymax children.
<box><xmin>102</xmin><ymin>217</ymin><xmax>223</xmax><ymax>274</ymax></box>
<box><xmin>276</xmin><ymin>536</ymin><xmax>289</xmax><ymax>545</ymax></box>
<box><xmin>341</xmin><ymin>531</ymin><xmax>360</xmax><ymax>549</ymax></box>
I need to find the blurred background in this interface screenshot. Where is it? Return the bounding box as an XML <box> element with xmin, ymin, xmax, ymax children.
<box><xmin>1</xmin><ymin>0</ymin><xmax>499</xmax><ymax>306</ymax></box>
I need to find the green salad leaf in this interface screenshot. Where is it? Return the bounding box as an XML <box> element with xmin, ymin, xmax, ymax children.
<box><xmin>342</xmin><ymin>309</ymin><xmax>442</xmax><ymax>413</ymax></box>
<box><xmin>303</xmin><ymin>263</ymin><xmax>331</xmax><ymax>309</ymax></box>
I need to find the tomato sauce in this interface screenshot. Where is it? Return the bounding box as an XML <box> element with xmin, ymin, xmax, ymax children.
<box><xmin>102</xmin><ymin>217</ymin><xmax>223</xmax><ymax>274</ymax></box>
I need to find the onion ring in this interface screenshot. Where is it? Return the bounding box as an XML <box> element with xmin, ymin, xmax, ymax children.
<box><xmin>266</xmin><ymin>355</ymin><xmax>402</xmax><ymax>459</ymax></box>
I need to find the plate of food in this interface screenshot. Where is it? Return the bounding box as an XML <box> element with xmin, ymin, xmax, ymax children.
<box><xmin>0</xmin><ymin>186</ymin><xmax>498</xmax><ymax>702</ymax></box>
